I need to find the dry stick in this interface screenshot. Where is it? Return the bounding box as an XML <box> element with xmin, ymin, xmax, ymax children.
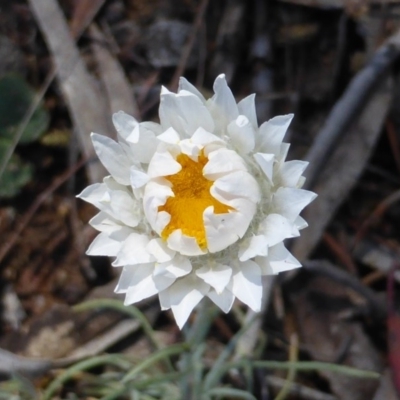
<box><xmin>353</xmin><ymin>188</ymin><xmax>400</xmax><ymax>246</ymax></box>
<box><xmin>170</xmin><ymin>0</ymin><xmax>210</xmax><ymax>91</ymax></box>
<box><xmin>0</xmin><ymin>158</ymin><xmax>88</xmax><ymax>265</ymax></box>
<box><xmin>292</xmin><ymin>66</ymin><xmax>393</xmax><ymax>262</ymax></box>
<box><xmin>303</xmin><ymin>31</ymin><xmax>400</xmax><ymax>190</ymax></box>
<box><xmin>303</xmin><ymin>260</ymin><xmax>386</xmax><ymax>321</ymax></box>
<box><xmin>322</xmin><ymin>232</ymin><xmax>357</xmax><ymax>275</ymax></box>
<box><xmin>385</xmin><ymin>119</ymin><xmax>400</xmax><ymax>175</ymax></box>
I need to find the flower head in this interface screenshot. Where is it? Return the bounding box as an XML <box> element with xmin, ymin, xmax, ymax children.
<box><xmin>78</xmin><ymin>75</ymin><xmax>316</xmax><ymax>328</ymax></box>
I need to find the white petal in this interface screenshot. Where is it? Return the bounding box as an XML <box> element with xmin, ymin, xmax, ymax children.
<box><xmin>254</xmin><ymin>153</ymin><xmax>275</xmax><ymax>183</ymax></box>
<box><xmin>159</xmin><ymin>92</ymin><xmax>187</xmax><ymax>137</ymax></box>
<box><xmin>154</xmin><ymin>211</ymin><xmax>171</xmax><ymax>235</ymax></box>
<box><xmin>113</xmin><ymin>233</ymin><xmax>155</xmax><ymax>266</ymax></box>
<box><xmin>124</xmin><ymin>265</ymin><xmax>174</xmax><ymax>305</ymax></box>
<box><xmin>140</xmin><ymin>121</ymin><xmax>163</xmax><ymax>136</ymax></box>
<box><xmin>298</xmin><ymin>176</ymin><xmax>306</xmax><ymax>189</ymax></box>
<box><xmin>238</xmin><ymin>235</ymin><xmax>268</xmax><ymax>261</ymax></box>
<box><xmin>210</xmin><ymin>189</ymin><xmax>256</xmax><ymax>223</ymax></box>
<box><xmin>115</xmin><ymin>265</ymin><xmax>137</xmax><ymax>293</ymax></box>
<box><xmin>231</xmin><ymin>260</ymin><xmax>263</xmax><ymax>312</ymax></box>
<box><xmin>268</xmin><ymin>243</ymin><xmax>301</xmax><ymax>273</ymax></box>
<box><xmin>146</xmin><ymin>238</ymin><xmax>175</xmax><ymax>263</ymax></box>
<box><xmin>278</xmin><ymin>160</ymin><xmax>309</xmax><ymax>188</ymax></box>
<box><xmin>147</xmin><ymin>150</ymin><xmax>181</xmax><ymax>178</ymax></box>
<box><xmin>89</xmin><ymin>211</ymin><xmax>122</xmax><ymax>233</ymax></box>
<box><xmin>204</xmin><ymin>210</ymin><xmax>240</xmax><ymax>253</ymax></box>
<box><xmin>213</xmin><ymin>170</ymin><xmax>261</xmax><ymax>204</ymax></box>
<box><xmin>207</xmin><ymin>74</ymin><xmax>239</xmax><ymax>133</ymax></box>
<box><xmin>103</xmin><ymin>176</ymin><xmax>128</xmax><ymax>192</ymax></box>
<box><xmin>109</xmin><ymin>190</ymin><xmax>140</xmax><ymax>227</ymax></box>
<box><xmin>143</xmin><ymin>180</ymin><xmax>173</xmax><ymax>231</ymax></box>
<box><xmin>87</xmin><ymin>232</ymin><xmax>121</xmax><ymax>256</ymax></box>
<box><xmin>168</xmin><ymin>274</ymin><xmax>210</xmax><ymax>329</ymax></box>
<box><xmin>154</xmin><ymin>254</ymin><xmax>192</xmax><ymax>278</ymax></box>
<box><xmin>203</xmin><ymin>148</ymin><xmax>247</xmax><ymax>179</ymax></box>
<box><xmin>112</xmin><ymin>111</ymin><xmax>139</xmax><ymax>141</ymax></box>
<box><xmin>238</xmin><ymin>94</ymin><xmax>257</xmax><ymax>128</ymax></box>
<box><xmin>157</xmin><ymin>127</ymin><xmax>181</xmax><ymax>144</ymax></box>
<box><xmin>227</xmin><ymin>115</ymin><xmax>255</xmax><ymax>154</ymax></box>
<box><xmin>204</xmin><ymin>199</ymin><xmax>255</xmax><ymax>253</ymax></box>
<box><xmin>272</xmin><ymin>187</ymin><xmax>317</xmax><ymax>222</ymax></box>
<box><xmin>258</xmin><ymin>213</ymin><xmax>298</xmax><ymax>247</ymax></box>
<box><xmin>91</xmin><ymin>133</ymin><xmax>131</xmax><ymax>185</ymax></box>
<box><xmin>130</xmin><ymin>168</ymin><xmax>150</xmax><ymax>189</ymax></box>
<box><xmin>125</xmin><ymin>124</ymin><xmax>140</xmax><ymax>144</ymax></box>
<box><xmin>178</xmin><ymin>77</ymin><xmax>206</xmax><ymax>103</ymax></box>
<box><xmin>126</xmin><ymin>124</ymin><xmax>159</xmax><ymax>163</ymax></box>
<box><xmin>257</xmin><ymin>114</ymin><xmax>293</xmax><ymax>155</ymax></box>
<box><xmin>203</xmin><ymin>196</ymin><xmax>255</xmax><ymax>253</ymax></box>
<box><xmin>279</xmin><ymin>142</ymin><xmax>290</xmax><ymax>162</ymax></box>
<box><xmin>255</xmin><ymin>256</ymin><xmax>275</xmax><ymax>275</ymax></box>
<box><xmin>179</xmin><ymin>139</ymin><xmax>201</xmax><ymax>159</ymax></box>
<box><xmin>191</xmin><ymin>127</ymin><xmax>224</xmax><ymax>145</ymax></box>
<box><xmin>207</xmin><ymin>289</ymin><xmax>235</xmax><ymax>313</ymax></box>
<box><xmin>87</xmin><ymin>228</ymin><xmax>131</xmax><ymax>256</ymax></box>
<box><xmin>77</xmin><ymin>183</ymin><xmax>108</xmax><ymax>209</ymax></box>
<box><xmin>166</xmin><ymin>230</ymin><xmax>205</xmax><ymax>256</ymax></box>
<box><xmin>196</xmin><ymin>263</ymin><xmax>232</xmax><ymax>293</ymax></box>
<box><xmin>158</xmin><ymin>288</ymin><xmax>172</xmax><ymax>310</ymax></box>
<box><xmin>294</xmin><ymin>216</ymin><xmax>308</xmax><ymax>230</ymax></box>
<box><xmin>160</xmin><ymin>90</ymin><xmax>214</xmax><ymax>136</ymax></box>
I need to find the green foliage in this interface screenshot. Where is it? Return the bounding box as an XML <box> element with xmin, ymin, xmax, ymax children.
<box><xmin>0</xmin><ymin>74</ymin><xmax>49</xmax><ymax>144</ymax></box>
<box><xmin>0</xmin><ymin>139</ymin><xmax>33</xmax><ymax>198</ymax></box>
<box><xmin>0</xmin><ymin>74</ymin><xmax>49</xmax><ymax>198</ymax></box>
<box><xmin>42</xmin><ymin>300</ymin><xmax>379</xmax><ymax>400</ymax></box>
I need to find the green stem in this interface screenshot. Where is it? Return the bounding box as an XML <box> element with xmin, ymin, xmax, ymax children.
<box><xmin>42</xmin><ymin>354</ymin><xmax>127</xmax><ymax>400</ymax></box>
<box><xmin>122</xmin><ymin>343</ymin><xmax>189</xmax><ymax>383</ymax></box>
<box><xmin>274</xmin><ymin>334</ymin><xmax>298</xmax><ymax>400</ymax></box>
<box><xmin>209</xmin><ymin>359</ymin><xmax>380</xmax><ymax>387</ymax></box>
<box><xmin>179</xmin><ymin>299</ymin><xmax>219</xmax><ymax>399</ymax></box>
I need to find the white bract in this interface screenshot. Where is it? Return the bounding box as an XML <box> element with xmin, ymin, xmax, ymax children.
<box><xmin>78</xmin><ymin>74</ymin><xmax>316</xmax><ymax>329</ymax></box>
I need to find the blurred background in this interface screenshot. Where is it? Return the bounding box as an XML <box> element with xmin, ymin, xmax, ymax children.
<box><xmin>0</xmin><ymin>0</ymin><xmax>399</xmax><ymax>399</ymax></box>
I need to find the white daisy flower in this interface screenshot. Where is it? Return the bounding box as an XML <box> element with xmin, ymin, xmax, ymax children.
<box><xmin>78</xmin><ymin>74</ymin><xmax>316</xmax><ymax>329</ymax></box>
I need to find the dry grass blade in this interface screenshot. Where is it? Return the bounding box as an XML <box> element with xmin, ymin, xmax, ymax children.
<box><xmin>266</xmin><ymin>375</ymin><xmax>338</xmax><ymax>400</ymax></box>
<box><xmin>90</xmin><ymin>24</ymin><xmax>140</xmax><ymax>119</ymax></box>
<box><xmin>28</xmin><ymin>0</ymin><xmax>112</xmax><ymax>183</ymax></box>
<box><xmin>54</xmin><ymin>306</ymin><xmax>158</xmax><ymax>367</ymax></box>
<box><xmin>70</xmin><ymin>0</ymin><xmax>106</xmax><ymax>39</ymax></box>
<box><xmin>0</xmin><ymin>348</ymin><xmax>52</xmax><ymax>378</ymax></box>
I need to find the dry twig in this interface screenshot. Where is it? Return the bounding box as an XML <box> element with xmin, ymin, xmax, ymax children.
<box><xmin>0</xmin><ymin>158</ymin><xmax>87</xmax><ymax>265</ymax></box>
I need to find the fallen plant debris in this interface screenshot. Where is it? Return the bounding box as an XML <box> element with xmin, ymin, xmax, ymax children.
<box><xmin>0</xmin><ymin>0</ymin><xmax>399</xmax><ymax>399</ymax></box>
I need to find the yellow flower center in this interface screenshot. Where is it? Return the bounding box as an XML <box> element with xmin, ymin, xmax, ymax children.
<box><xmin>158</xmin><ymin>151</ymin><xmax>232</xmax><ymax>249</ymax></box>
